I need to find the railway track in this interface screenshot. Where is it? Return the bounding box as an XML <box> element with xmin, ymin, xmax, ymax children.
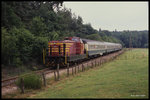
<box><xmin>1</xmin><ymin>68</ymin><xmax>52</xmax><ymax>87</ymax></box>
<box><xmin>2</xmin><ymin>49</ymin><xmax>125</xmax><ymax>95</ymax></box>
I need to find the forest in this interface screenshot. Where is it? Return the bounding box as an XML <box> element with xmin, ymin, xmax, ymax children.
<box><xmin>1</xmin><ymin>1</ymin><xmax>149</xmax><ymax>68</ymax></box>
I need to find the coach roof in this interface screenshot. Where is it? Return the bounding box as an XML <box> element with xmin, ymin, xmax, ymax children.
<box><xmin>82</xmin><ymin>38</ymin><xmax>120</xmax><ymax>46</ymax></box>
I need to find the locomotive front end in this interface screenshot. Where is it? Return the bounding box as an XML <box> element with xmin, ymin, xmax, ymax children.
<box><xmin>45</xmin><ymin>40</ymin><xmax>76</xmax><ymax>67</ymax></box>
<box><xmin>44</xmin><ymin>37</ymin><xmax>87</xmax><ymax>68</ymax></box>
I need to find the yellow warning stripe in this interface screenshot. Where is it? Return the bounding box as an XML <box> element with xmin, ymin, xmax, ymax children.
<box><xmin>48</xmin><ymin>43</ymin><xmax>73</xmax><ymax>45</ymax></box>
<box><xmin>51</xmin><ymin>48</ymin><xmax>69</xmax><ymax>50</ymax></box>
<box><xmin>48</xmin><ymin>46</ymin><xmax>72</xmax><ymax>48</ymax></box>
<box><xmin>51</xmin><ymin>50</ymin><xmax>69</xmax><ymax>52</ymax></box>
<box><xmin>49</xmin><ymin>48</ymin><xmax>70</xmax><ymax>52</ymax></box>
<box><xmin>48</xmin><ymin>43</ymin><xmax>74</xmax><ymax>56</ymax></box>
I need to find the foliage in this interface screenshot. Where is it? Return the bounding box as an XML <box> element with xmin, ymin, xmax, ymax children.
<box><xmin>1</xmin><ymin>2</ymin><xmax>23</xmax><ymax>28</ymax></box>
<box><xmin>9</xmin><ymin>27</ymin><xmax>35</xmax><ymax>63</ymax></box>
<box><xmin>32</xmin><ymin>37</ymin><xmax>48</xmax><ymax>63</ymax></box>
<box><xmin>30</xmin><ymin>16</ymin><xmax>47</xmax><ymax>37</ymax></box>
<box><xmin>2</xmin><ymin>27</ymin><xmax>19</xmax><ymax>65</ymax></box>
<box><xmin>1</xmin><ymin>1</ymin><xmax>148</xmax><ymax>68</ymax></box>
<box><xmin>85</xmin><ymin>33</ymin><xmax>103</xmax><ymax>41</ymax></box>
<box><xmin>16</xmin><ymin>73</ymin><xmax>42</xmax><ymax>89</ymax></box>
<box><xmin>111</xmin><ymin>30</ymin><xmax>148</xmax><ymax>48</ymax></box>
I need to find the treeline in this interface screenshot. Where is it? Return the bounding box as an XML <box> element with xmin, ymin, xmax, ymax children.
<box><xmin>111</xmin><ymin>30</ymin><xmax>148</xmax><ymax>48</ymax></box>
<box><xmin>1</xmin><ymin>1</ymin><xmax>148</xmax><ymax>67</ymax></box>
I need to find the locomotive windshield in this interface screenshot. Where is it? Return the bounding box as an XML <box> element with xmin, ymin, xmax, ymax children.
<box><xmin>72</xmin><ymin>38</ymin><xmax>78</xmax><ymax>42</ymax></box>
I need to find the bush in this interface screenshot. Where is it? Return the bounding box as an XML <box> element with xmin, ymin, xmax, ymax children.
<box><xmin>16</xmin><ymin>73</ymin><xmax>42</xmax><ymax>89</ymax></box>
<box><xmin>13</xmin><ymin>57</ymin><xmax>22</xmax><ymax>67</ymax></box>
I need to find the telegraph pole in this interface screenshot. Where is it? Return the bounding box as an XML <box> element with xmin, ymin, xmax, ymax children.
<box><xmin>129</xmin><ymin>32</ymin><xmax>132</xmax><ymax>50</ymax></box>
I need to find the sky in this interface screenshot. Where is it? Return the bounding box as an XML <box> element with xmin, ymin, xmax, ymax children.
<box><xmin>63</xmin><ymin>2</ymin><xmax>148</xmax><ymax>31</ymax></box>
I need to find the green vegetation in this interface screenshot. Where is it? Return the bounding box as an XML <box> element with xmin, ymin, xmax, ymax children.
<box><xmin>16</xmin><ymin>73</ymin><xmax>42</xmax><ymax>89</ymax></box>
<box><xmin>1</xmin><ymin>1</ymin><xmax>148</xmax><ymax>71</ymax></box>
<box><xmin>111</xmin><ymin>30</ymin><xmax>148</xmax><ymax>48</ymax></box>
<box><xmin>28</xmin><ymin>49</ymin><xmax>148</xmax><ymax>98</ymax></box>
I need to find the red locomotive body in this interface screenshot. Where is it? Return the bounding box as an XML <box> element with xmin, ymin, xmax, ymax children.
<box><xmin>64</xmin><ymin>37</ymin><xmax>84</xmax><ymax>55</ymax></box>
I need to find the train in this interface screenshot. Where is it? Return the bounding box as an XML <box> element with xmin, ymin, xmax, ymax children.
<box><xmin>43</xmin><ymin>37</ymin><xmax>122</xmax><ymax>67</ymax></box>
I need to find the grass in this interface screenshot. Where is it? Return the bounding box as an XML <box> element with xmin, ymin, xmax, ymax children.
<box><xmin>3</xmin><ymin>49</ymin><xmax>149</xmax><ymax>98</ymax></box>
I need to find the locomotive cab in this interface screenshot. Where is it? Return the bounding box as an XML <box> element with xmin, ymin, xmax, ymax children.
<box><xmin>65</xmin><ymin>37</ymin><xmax>85</xmax><ymax>55</ymax></box>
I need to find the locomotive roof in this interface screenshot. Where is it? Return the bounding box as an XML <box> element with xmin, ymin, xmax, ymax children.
<box><xmin>49</xmin><ymin>40</ymin><xmax>75</xmax><ymax>43</ymax></box>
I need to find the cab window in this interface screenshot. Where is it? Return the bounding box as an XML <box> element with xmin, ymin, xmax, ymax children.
<box><xmin>72</xmin><ymin>38</ymin><xmax>78</xmax><ymax>42</ymax></box>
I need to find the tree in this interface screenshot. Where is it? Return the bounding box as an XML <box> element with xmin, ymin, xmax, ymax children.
<box><xmin>1</xmin><ymin>2</ymin><xmax>23</xmax><ymax>29</ymax></box>
<box><xmin>9</xmin><ymin>27</ymin><xmax>35</xmax><ymax>64</ymax></box>
<box><xmin>30</xmin><ymin>16</ymin><xmax>47</xmax><ymax>37</ymax></box>
<box><xmin>32</xmin><ymin>37</ymin><xmax>48</xmax><ymax>63</ymax></box>
<box><xmin>2</xmin><ymin>1</ymin><xmax>148</xmax><ymax>69</ymax></box>
<box><xmin>2</xmin><ymin>27</ymin><xmax>17</xmax><ymax>65</ymax></box>
<box><xmin>86</xmin><ymin>33</ymin><xmax>103</xmax><ymax>41</ymax></box>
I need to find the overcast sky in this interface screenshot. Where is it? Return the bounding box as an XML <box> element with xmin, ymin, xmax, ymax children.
<box><xmin>63</xmin><ymin>2</ymin><xmax>148</xmax><ymax>31</ymax></box>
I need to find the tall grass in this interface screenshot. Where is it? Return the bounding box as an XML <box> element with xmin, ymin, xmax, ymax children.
<box><xmin>16</xmin><ymin>72</ymin><xmax>42</xmax><ymax>89</ymax></box>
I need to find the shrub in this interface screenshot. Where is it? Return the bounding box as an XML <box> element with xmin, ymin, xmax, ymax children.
<box><xmin>13</xmin><ymin>57</ymin><xmax>22</xmax><ymax>67</ymax></box>
<box><xmin>16</xmin><ymin>73</ymin><xmax>42</xmax><ymax>89</ymax></box>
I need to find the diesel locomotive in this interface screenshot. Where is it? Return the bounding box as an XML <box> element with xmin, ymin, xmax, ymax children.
<box><xmin>43</xmin><ymin>37</ymin><xmax>122</xmax><ymax>67</ymax></box>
